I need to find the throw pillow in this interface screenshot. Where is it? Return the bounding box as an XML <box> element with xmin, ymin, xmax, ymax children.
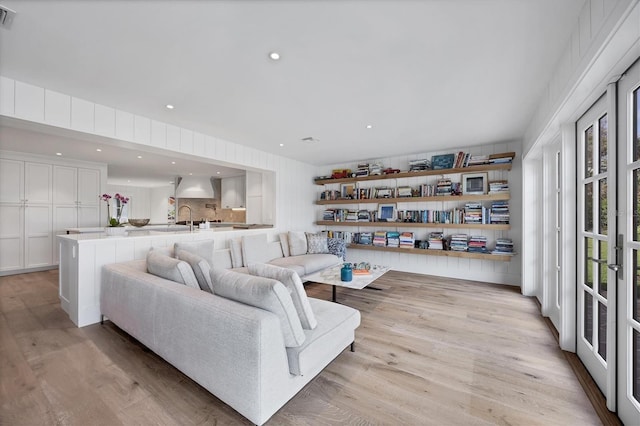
<box><xmin>229</xmin><ymin>238</ymin><xmax>244</xmax><ymax>268</ymax></box>
<box><xmin>146</xmin><ymin>250</ymin><xmax>199</xmax><ymax>289</ymax></box>
<box><xmin>328</xmin><ymin>238</ymin><xmax>347</xmax><ymax>260</ymax></box>
<box><xmin>176</xmin><ymin>249</ymin><xmax>213</xmax><ymax>293</ymax></box>
<box><xmin>279</xmin><ymin>233</ymin><xmax>291</xmax><ymax>257</ymax></box>
<box><xmin>248</xmin><ymin>263</ymin><xmax>317</xmax><ymax>330</ymax></box>
<box><xmin>174</xmin><ymin>240</ymin><xmax>215</xmax><ymax>269</ymax></box>
<box><xmin>210</xmin><ymin>268</ymin><xmax>305</xmax><ymax>347</ymax></box>
<box><xmin>288</xmin><ymin>231</ymin><xmax>307</xmax><ymax>256</ymax></box>
<box><xmin>306</xmin><ymin>232</ymin><xmax>329</xmax><ymax>254</ymax></box>
<box><xmin>241</xmin><ymin>233</ymin><xmax>271</xmax><ymax>265</ymax></box>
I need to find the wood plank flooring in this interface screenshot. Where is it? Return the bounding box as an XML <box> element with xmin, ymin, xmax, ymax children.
<box><xmin>0</xmin><ymin>269</ymin><xmax>602</xmax><ymax>425</ymax></box>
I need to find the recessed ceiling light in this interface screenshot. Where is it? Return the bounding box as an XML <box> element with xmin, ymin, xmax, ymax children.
<box><xmin>216</xmin><ymin>171</ymin><xmax>221</xmax><ymax>174</ymax></box>
<box><xmin>171</xmin><ymin>161</ymin><xmax>176</xmax><ymax>164</ymax></box>
<box><xmin>96</xmin><ymin>148</ymin><xmax>102</xmax><ymax>152</ymax></box>
<box><xmin>269</xmin><ymin>52</ymin><xmax>280</xmax><ymax>61</ymax></box>
<box><xmin>137</xmin><ymin>155</ymin><xmax>142</xmax><ymax>159</ymax></box>
<box><xmin>279</xmin><ymin>143</ymin><xmax>284</xmax><ymax>147</ymax></box>
<box><xmin>169</xmin><ymin>181</ymin><xmax>174</xmax><ymax>184</ymax></box>
<box><xmin>127</xmin><ymin>180</ymin><xmax>131</xmax><ymax>183</ymax></box>
<box><xmin>366</xmin><ymin>124</ymin><xmax>373</xmax><ymax>129</ymax></box>
<box><xmin>189</xmin><ymin>173</ymin><xmax>193</xmax><ymax>176</ymax></box>
<box><xmin>166</xmin><ymin>104</ymin><xmax>174</xmax><ymax>109</ymax></box>
<box><xmin>56</xmin><ymin>152</ymin><xmax>62</xmax><ymax>156</ymax></box>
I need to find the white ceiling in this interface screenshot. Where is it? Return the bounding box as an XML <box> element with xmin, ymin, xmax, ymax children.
<box><xmin>0</xmin><ymin>0</ymin><xmax>586</xmax><ymax>170</ymax></box>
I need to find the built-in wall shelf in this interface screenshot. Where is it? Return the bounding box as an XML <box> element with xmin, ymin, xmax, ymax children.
<box><xmin>316</xmin><ymin>193</ymin><xmax>510</xmax><ymax>205</ymax></box>
<box><xmin>316</xmin><ymin>220</ymin><xmax>510</xmax><ymax>230</ymax></box>
<box><xmin>314</xmin><ymin>163</ymin><xmax>512</xmax><ymax>185</ymax></box>
<box><xmin>347</xmin><ymin>243</ymin><xmax>512</xmax><ymax>262</ymax></box>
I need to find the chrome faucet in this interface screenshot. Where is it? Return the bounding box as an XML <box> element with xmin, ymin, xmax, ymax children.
<box><xmin>178</xmin><ymin>205</ymin><xmax>193</xmax><ymax>232</ymax></box>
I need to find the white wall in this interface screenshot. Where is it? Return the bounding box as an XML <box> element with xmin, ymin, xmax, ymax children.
<box><xmin>105</xmin><ymin>184</ymin><xmax>151</xmax><ymax>220</ymax></box>
<box><xmin>150</xmin><ymin>185</ymin><xmax>175</xmax><ymax>224</ymax></box>
<box><xmin>317</xmin><ymin>141</ymin><xmax>523</xmax><ymax>286</ymax></box>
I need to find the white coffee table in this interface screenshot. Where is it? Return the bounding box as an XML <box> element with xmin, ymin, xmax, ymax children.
<box><xmin>304</xmin><ymin>264</ymin><xmax>390</xmax><ymax>302</ymax></box>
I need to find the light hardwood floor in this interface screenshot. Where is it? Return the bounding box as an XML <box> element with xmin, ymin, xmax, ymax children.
<box><xmin>1</xmin><ymin>269</ymin><xmax>603</xmax><ymax>425</ymax></box>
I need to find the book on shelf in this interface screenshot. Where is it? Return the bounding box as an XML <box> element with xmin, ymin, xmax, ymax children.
<box><xmin>436</xmin><ymin>178</ymin><xmax>452</xmax><ymax>196</ymax></box>
<box><xmin>490</xmin><ymin>201</ymin><xmax>509</xmax><ymax>224</ymax></box>
<box><xmin>386</xmin><ymin>231</ymin><xmax>400</xmax><ymax>248</ymax></box>
<box><xmin>464</xmin><ymin>202</ymin><xmax>489</xmax><ymax>224</ymax></box>
<box><xmin>492</xmin><ymin>238</ymin><xmax>514</xmax><ymax>255</ymax></box>
<box><xmin>468</xmin><ymin>235</ymin><xmax>488</xmax><ymax>253</ymax></box>
<box><xmin>428</xmin><ymin>232</ymin><xmax>444</xmax><ymax>250</ymax></box>
<box><xmin>373</xmin><ymin>231</ymin><xmax>387</xmax><ymax>247</ymax></box>
<box><xmin>399</xmin><ymin>232</ymin><xmax>415</xmax><ymax>248</ymax></box>
<box><xmin>488</xmin><ymin>152</ymin><xmax>515</xmax><ymax>164</ymax></box>
<box><xmin>397</xmin><ymin>186</ymin><xmax>413</xmax><ymax>197</ymax></box>
<box><xmin>488</xmin><ymin>180</ymin><xmax>509</xmax><ymax>194</ymax></box>
<box><xmin>358</xmin><ymin>232</ymin><xmax>373</xmax><ymax>245</ymax></box>
<box><xmin>448</xmin><ymin>234</ymin><xmax>469</xmax><ymax>251</ymax></box>
<box><xmin>408</xmin><ymin>158</ymin><xmax>431</xmax><ymax>171</ymax></box>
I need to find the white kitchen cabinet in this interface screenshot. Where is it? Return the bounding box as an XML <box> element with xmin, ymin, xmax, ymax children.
<box><xmin>52</xmin><ymin>166</ymin><xmax>101</xmax><ymax>263</ymax></box>
<box><xmin>0</xmin><ymin>159</ymin><xmax>24</xmax><ymax>203</ymax></box>
<box><xmin>221</xmin><ymin>176</ymin><xmax>246</xmax><ymax>208</ymax></box>
<box><xmin>0</xmin><ymin>161</ymin><xmax>53</xmax><ymax>272</ymax></box>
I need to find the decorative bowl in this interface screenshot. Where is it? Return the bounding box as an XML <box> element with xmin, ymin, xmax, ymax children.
<box><xmin>128</xmin><ymin>218</ymin><xmax>150</xmax><ymax>227</ymax></box>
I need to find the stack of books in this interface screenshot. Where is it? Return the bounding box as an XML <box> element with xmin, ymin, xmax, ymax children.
<box><xmin>409</xmin><ymin>158</ymin><xmax>431</xmax><ymax>171</ymax></box>
<box><xmin>428</xmin><ymin>232</ymin><xmax>444</xmax><ymax>250</ymax></box>
<box><xmin>468</xmin><ymin>236</ymin><xmax>488</xmax><ymax>253</ymax></box>
<box><xmin>464</xmin><ymin>202</ymin><xmax>485</xmax><ymax>224</ymax></box>
<box><xmin>357</xmin><ymin>210</ymin><xmax>372</xmax><ymax>221</ymax></box>
<box><xmin>400</xmin><ymin>232</ymin><xmax>415</xmax><ymax>249</ymax></box>
<box><xmin>354</xmin><ymin>163</ymin><xmax>369</xmax><ymax>177</ymax></box>
<box><xmin>490</xmin><ymin>201</ymin><xmax>510</xmax><ymax>224</ymax></box>
<box><xmin>466</xmin><ymin>154</ymin><xmax>490</xmax><ymax>166</ymax></box>
<box><xmin>386</xmin><ymin>231</ymin><xmax>400</xmax><ymax>248</ymax></box>
<box><xmin>488</xmin><ymin>180</ymin><xmax>509</xmax><ymax>194</ymax></box>
<box><xmin>489</xmin><ymin>152</ymin><xmax>515</xmax><ymax>164</ymax></box>
<box><xmin>323</xmin><ymin>209</ymin><xmax>336</xmax><ymax>221</ymax></box>
<box><xmin>345</xmin><ymin>210</ymin><xmax>359</xmax><ymax>221</ymax></box>
<box><xmin>420</xmin><ymin>184</ymin><xmax>436</xmax><ymax>197</ymax></box>
<box><xmin>493</xmin><ymin>238</ymin><xmax>514</xmax><ymax>255</ymax></box>
<box><xmin>320</xmin><ymin>190</ymin><xmax>341</xmax><ymax>200</ymax></box>
<box><xmin>449</xmin><ymin>234</ymin><xmax>469</xmax><ymax>251</ymax></box>
<box><xmin>357</xmin><ymin>232</ymin><xmax>373</xmax><ymax>245</ymax></box>
<box><xmin>436</xmin><ymin>178</ymin><xmax>452</xmax><ymax>196</ymax></box>
<box><xmin>373</xmin><ymin>231</ymin><xmax>387</xmax><ymax>247</ymax></box>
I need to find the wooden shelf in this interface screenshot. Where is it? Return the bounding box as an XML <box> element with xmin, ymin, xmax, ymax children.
<box><xmin>346</xmin><ymin>243</ymin><xmax>513</xmax><ymax>261</ymax></box>
<box><xmin>316</xmin><ymin>192</ymin><xmax>510</xmax><ymax>205</ymax></box>
<box><xmin>314</xmin><ymin>163</ymin><xmax>512</xmax><ymax>185</ymax></box>
<box><xmin>316</xmin><ymin>221</ymin><xmax>510</xmax><ymax>230</ymax></box>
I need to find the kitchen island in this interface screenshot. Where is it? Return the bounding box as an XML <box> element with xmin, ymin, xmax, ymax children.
<box><xmin>57</xmin><ymin>228</ymin><xmax>232</xmax><ymax>327</ymax></box>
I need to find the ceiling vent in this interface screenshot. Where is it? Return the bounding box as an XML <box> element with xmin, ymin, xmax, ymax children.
<box><xmin>300</xmin><ymin>136</ymin><xmax>319</xmax><ymax>144</ymax></box>
<box><xmin>0</xmin><ymin>5</ymin><xmax>15</xmax><ymax>29</ymax></box>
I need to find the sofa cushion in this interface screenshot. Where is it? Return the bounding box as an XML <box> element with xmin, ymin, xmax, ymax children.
<box><xmin>288</xmin><ymin>231</ymin><xmax>307</xmax><ymax>256</ymax></box>
<box><xmin>176</xmin><ymin>249</ymin><xmax>213</xmax><ymax>293</ymax></box>
<box><xmin>248</xmin><ymin>263</ymin><xmax>317</xmax><ymax>330</ymax></box>
<box><xmin>306</xmin><ymin>232</ymin><xmax>328</xmax><ymax>254</ymax></box>
<box><xmin>286</xmin><ymin>298</ymin><xmax>361</xmax><ymax>375</ymax></box>
<box><xmin>279</xmin><ymin>233</ymin><xmax>290</xmax><ymax>257</ymax></box>
<box><xmin>174</xmin><ymin>240</ymin><xmax>215</xmax><ymax>269</ymax></box>
<box><xmin>229</xmin><ymin>238</ymin><xmax>244</xmax><ymax>268</ymax></box>
<box><xmin>146</xmin><ymin>250</ymin><xmax>199</xmax><ymax>289</ymax></box>
<box><xmin>266</xmin><ymin>257</ymin><xmax>306</xmax><ymax>277</ymax></box>
<box><xmin>241</xmin><ymin>233</ymin><xmax>271</xmax><ymax>265</ymax></box>
<box><xmin>210</xmin><ymin>268</ymin><xmax>305</xmax><ymax>348</ymax></box>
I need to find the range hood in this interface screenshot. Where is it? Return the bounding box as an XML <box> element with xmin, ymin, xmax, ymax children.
<box><xmin>175</xmin><ymin>176</ymin><xmax>217</xmax><ymax>198</ymax></box>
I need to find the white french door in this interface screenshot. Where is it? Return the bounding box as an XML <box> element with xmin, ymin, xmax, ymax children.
<box><xmin>577</xmin><ymin>92</ymin><xmax>615</xmax><ymax>403</ymax></box>
<box><xmin>616</xmin><ymin>58</ymin><xmax>640</xmax><ymax>424</ymax></box>
<box><xmin>543</xmin><ymin>140</ymin><xmax>562</xmax><ymax>331</ymax></box>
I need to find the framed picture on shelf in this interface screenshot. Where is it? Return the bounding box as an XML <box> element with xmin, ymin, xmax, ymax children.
<box><xmin>377</xmin><ymin>203</ymin><xmax>397</xmax><ymax>222</ymax></box>
<box><xmin>462</xmin><ymin>172</ymin><xmax>488</xmax><ymax>195</ymax></box>
<box><xmin>341</xmin><ymin>183</ymin><xmax>355</xmax><ymax>199</ymax></box>
<box><xmin>431</xmin><ymin>153</ymin><xmax>455</xmax><ymax>170</ymax></box>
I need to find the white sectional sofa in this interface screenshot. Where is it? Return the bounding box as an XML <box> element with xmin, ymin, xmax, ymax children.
<box><xmin>100</xmin><ymin>233</ymin><xmax>358</xmax><ymax>425</ymax></box>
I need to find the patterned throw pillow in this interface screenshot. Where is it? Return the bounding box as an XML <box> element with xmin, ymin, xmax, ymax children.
<box><xmin>327</xmin><ymin>238</ymin><xmax>347</xmax><ymax>260</ymax></box>
<box><xmin>306</xmin><ymin>233</ymin><xmax>328</xmax><ymax>254</ymax></box>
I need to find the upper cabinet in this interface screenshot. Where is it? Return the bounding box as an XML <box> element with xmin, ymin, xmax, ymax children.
<box><xmin>221</xmin><ymin>176</ymin><xmax>246</xmax><ymax>209</ymax></box>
